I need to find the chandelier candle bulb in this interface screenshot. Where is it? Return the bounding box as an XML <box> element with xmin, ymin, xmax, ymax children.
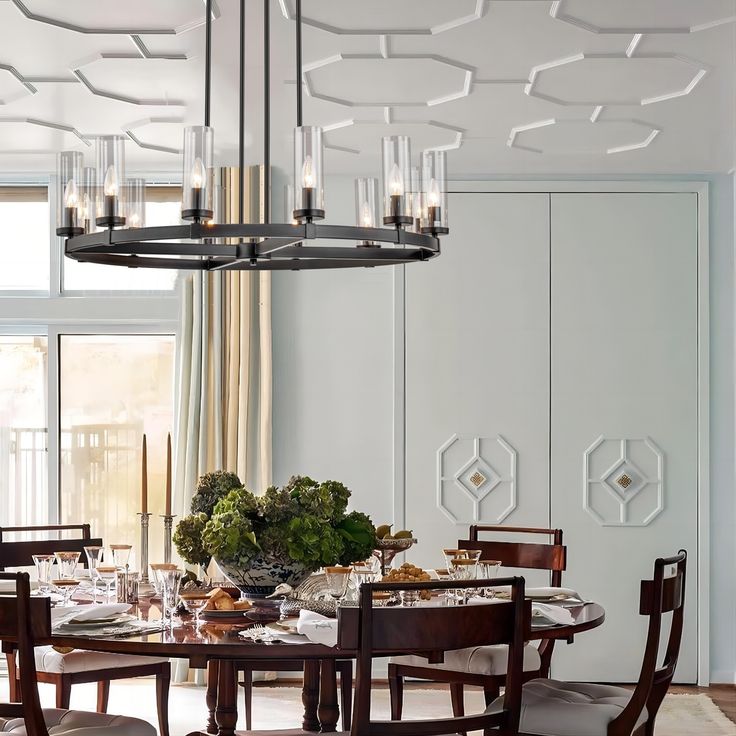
<box><xmin>355</xmin><ymin>177</ymin><xmax>379</xmax><ymax>247</ymax></box>
<box><xmin>80</xmin><ymin>167</ymin><xmax>96</xmax><ymax>234</ymax></box>
<box><xmin>182</xmin><ymin>126</ymin><xmax>214</xmax><ymax>222</ymax></box>
<box><xmin>381</xmin><ymin>136</ymin><xmax>412</xmax><ymax>226</ymax></box>
<box><xmin>420</xmin><ymin>149</ymin><xmax>449</xmax><ymax>234</ymax></box>
<box><xmin>293</xmin><ymin>126</ymin><xmax>325</xmax><ymax>222</ymax></box>
<box><xmin>55</xmin><ymin>151</ymin><xmax>84</xmax><ymax>237</ymax></box>
<box><xmin>95</xmin><ymin>135</ymin><xmax>126</xmax><ymax>228</ymax></box>
<box><xmin>126</xmin><ymin>178</ymin><xmax>146</xmax><ymax>229</ymax></box>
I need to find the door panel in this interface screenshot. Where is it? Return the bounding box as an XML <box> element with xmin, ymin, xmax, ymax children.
<box><xmin>550</xmin><ymin>193</ymin><xmax>698</xmax><ymax>682</ymax></box>
<box><xmin>404</xmin><ymin>193</ymin><xmax>550</xmax><ymax>578</ymax></box>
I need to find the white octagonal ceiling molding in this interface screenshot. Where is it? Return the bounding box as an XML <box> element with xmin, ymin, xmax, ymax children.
<box><xmin>124</xmin><ymin>118</ymin><xmax>184</xmax><ymax>155</ymax></box>
<box><xmin>508</xmin><ymin>118</ymin><xmax>659</xmax><ymax>155</ymax></box>
<box><xmin>0</xmin><ymin>65</ymin><xmax>35</xmax><ymax>105</ymax></box>
<box><xmin>552</xmin><ymin>0</ymin><xmax>736</xmax><ymax>34</ymax></box>
<box><xmin>527</xmin><ymin>53</ymin><xmax>708</xmax><ymax>106</ymax></box>
<box><xmin>306</xmin><ymin>55</ymin><xmax>471</xmax><ymax>107</ymax></box>
<box><xmin>73</xmin><ymin>56</ymin><xmax>190</xmax><ymax>106</ymax></box>
<box><xmin>324</xmin><ymin>120</ymin><xmax>462</xmax><ymax>154</ymax></box>
<box><xmin>18</xmin><ymin>0</ymin><xmax>209</xmax><ymax>34</ymax></box>
<box><xmin>279</xmin><ymin>0</ymin><xmax>484</xmax><ymax>35</ymax></box>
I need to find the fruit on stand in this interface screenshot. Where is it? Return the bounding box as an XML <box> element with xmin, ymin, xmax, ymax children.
<box><xmin>376</xmin><ymin>524</ymin><xmax>392</xmax><ymax>539</ymax></box>
<box><xmin>394</xmin><ymin>529</ymin><xmax>413</xmax><ymax>539</ymax></box>
<box><xmin>383</xmin><ymin>562</ymin><xmax>432</xmax><ymax>600</ymax></box>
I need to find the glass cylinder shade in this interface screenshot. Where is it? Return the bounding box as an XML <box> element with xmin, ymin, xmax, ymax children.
<box><xmin>293</xmin><ymin>126</ymin><xmax>324</xmax><ymax>222</ymax></box>
<box><xmin>284</xmin><ymin>184</ymin><xmax>297</xmax><ymax>225</ymax></box>
<box><xmin>95</xmin><ymin>135</ymin><xmax>126</xmax><ymax>227</ymax></box>
<box><xmin>79</xmin><ymin>167</ymin><xmax>96</xmax><ymax>234</ymax></box>
<box><xmin>126</xmin><ymin>178</ymin><xmax>146</xmax><ymax>228</ymax></box>
<box><xmin>355</xmin><ymin>177</ymin><xmax>379</xmax><ymax>246</ymax></box>
<box><xmin>420</xmin><ymin>149</ymin><xmax>449</xmax><ymax>234</ymax></box>
<box><xmin>56</xmin><ymin>151</ymin><xmax>83</xmax><ymax>236</ymax></box>
<box><xmin>381</xmin><ymin>136</ymin><xmax>412</xmax><ymax>226</ymax></box>
<box><xmin>409</xmin><ymin>165</ymin><xmax>424</xmax><ymax>233</ymax></box>
<box><xmin>182</xmin><ymin>125</ymin><xmax>214</xmax><ymax>221</ymax></box>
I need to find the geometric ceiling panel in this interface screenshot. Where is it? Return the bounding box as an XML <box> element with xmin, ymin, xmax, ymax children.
<box><xmin>0</xmin><ymin>119</ymin><xmax>88</xmax><ymax>153</ymax></box>
<box><xmin>74</xmin><ymin>56</ymin><xmax>189</xmax><ymax>106</ymax></box>
<box><xmin>306</xmin><ymin>55</ymin><xmax>471</xmax><ymax>107</ymax></box>
<box><xmin>0</xmin><ymin>65</ymin><xmax>35</xmax><ymax>105</ymax></box>
<box><xmin>279</xmin><ymin>0</ymin><xmax>484</xmax><ymax>35</ymax></box>
<box><xmin>124</xmin><ymin>117</ymin><xmax>184</xmax><ymax>155</ymax></box>
<box><xmin>552</xmin><ymin>0</ymin><xmax>736</xmax><ymax>34</ymax></box>
<box><xmin>527</xmin><ymin>53</ymin><xmax>708</xmax><ymax>106</ymax></box>
<box><xmin>19</xmin><ymin>0</ymin><xmax>209</xmax><ymax>34</ymax></box>
<box><xmin>324</xmin><ymin>120</ymin><xmax>463</xmax><ymax>154</ymax></box>
<box><xmin>508</xmin><ymin>118</ymin><xmax>660</xmax><ymax>155</ymax></box>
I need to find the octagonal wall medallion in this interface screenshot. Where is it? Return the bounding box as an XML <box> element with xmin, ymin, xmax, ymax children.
<box><xmin>437</xmin><ymin>434</ymin><xmax>517</xmax><ymax>524</ymax></box>
<box><xmin>583</xmin><ymin>436</ymin><xmax>664</xmax><ymax>527</ymax></box>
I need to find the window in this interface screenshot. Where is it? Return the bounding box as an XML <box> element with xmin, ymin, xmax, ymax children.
<box><xmin>63</xmin><ymin>186</ymin><xmax>182</xmax><ymax>292</ymax></box>
<box><xmin>0</xmin><ymin>187</ymin><xmax>49</xmax><ymax>292</ymax></box>
<box><xmin>0</xmin><ymin>335</ymin><xmax>49</xmax><ymax>527</ymax></box>
<box><xmin>60</xmin><ymin>335</ymin><xmax>175</xmax><ymax>564</ymax></box>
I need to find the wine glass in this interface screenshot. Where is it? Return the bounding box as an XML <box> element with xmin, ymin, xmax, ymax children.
<box><xmin>110</xmin><ymin>544</ymin><xmax>132</xmax><ymax>570</ymax></box>
<box><xmin>96</xmin><ymin>565</ymin><xmax>118</xmax><ymax>602</ymax></box>
<box><xmin>179</xmin><ymin>591</ymin><xmax>209</xmax><ymax>627</ymax></box>
<box><xmin>54</xmin><ymin>551</ymin><xmax>81</xmax><ymax>580</ymax></box>
<box><xmin>52</xmin><ymin>578</ymin><xmax>79</xmax><ymax>606</ymax></box>
<box><xmin>151</xmin><ymin>564</ymin><xmax>182</xmax><ymax>627</ymax></box>
<box><xmin>478</xmin><ymin>559</ymin><xmax>502</xmax><ymax>598</ymax></box>
<box><xmin>32</xmin><ymin>554</ymin><xmax>55</xmax><ymax>595</ymax></box>
<box><xmin>324</xmin><ymin>566</ymin><xmax>351</xmax><ymax>607</ymax></box>
<box><xmin>84</xmin><ymin>546</ymin><xmax>104</xmax><ymax>603</ymax></box>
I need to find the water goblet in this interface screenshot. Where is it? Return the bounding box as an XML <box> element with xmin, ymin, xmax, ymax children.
<box><xmin>478</xmin><ymin>559</ymin><xmax>502</xmax><ymax>598</ymax></box>
<box><xmin>151</xmin><ymin>564</ymin><xmax>182</xmax><ymax>627</ymax></box>
<box><xmin>324</xmin><ymin>566</ymin><xmax>351</xmax><ymax>607</ymax></box>
<box><xmin>110</xmin><ymin>544</ymin><xmax>132</xmax><ymax>570</ymax></box>
<box><xmin>54</xmin><ymin>551</ymin><xmax>81</xmax><ymax>580</ymax></box>
<box><xmin>32</xmin><ymin>554</ymin><xmax>55</xmax><ymax>595</ymax></box>
<box><xmin>96</xmin><ymin>565</ymin><xmax>118</xmax><ymax>602</ymax></box>
<box><xmin>450</xmin><ymin>558</ymin><xmax>479</xmax><ymax>604</ymax></box>
<box><xmin>83</xmin><ymin>545</ymin><xmax>104</xmax><ymax>603</ymax></box>
<box><xmin>52</xmin><ymin>577</ymin><xmax>79</xmax><ymax>606</ymax></box>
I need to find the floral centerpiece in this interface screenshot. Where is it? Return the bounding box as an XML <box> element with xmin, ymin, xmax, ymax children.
<box><xmin>173</xmin><ymin>472</ymin><xmax>377</xmax><ymax>597</ymax></box>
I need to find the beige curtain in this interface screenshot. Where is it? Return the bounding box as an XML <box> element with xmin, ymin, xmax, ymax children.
<box><xmin>172</xmin><ymin>167</ymin><xmax>272</xmax><ymax>684</ymax></box>
<box><xmin>174</xmin><ymin>166</ymin><xmax>272</xmax><ymax>515</ymax></box>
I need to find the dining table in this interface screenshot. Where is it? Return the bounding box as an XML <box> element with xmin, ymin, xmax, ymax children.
<box><xmin>32</xmin><ymin>596</ymin><xmax>606</xmax><ymax>736</ymax></box>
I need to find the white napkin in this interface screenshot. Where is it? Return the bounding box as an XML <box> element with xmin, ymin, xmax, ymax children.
<box><xmin>296</xmin><ymin>610</ymin><xmax>338</xmax><ymax>647</ymax></box>
<box><xmin>531</xmin><ymin>602</ymin><xmax>575</xmax><ymax>627</ymax></box>
<box><xmin>51</xmin><ymin>603</ymin><xmax>130</xmax><ymax>626</ymax></box>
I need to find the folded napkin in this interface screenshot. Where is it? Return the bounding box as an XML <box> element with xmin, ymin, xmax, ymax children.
<box><xmin>531</xmin><ymin>602</ymin><xmax>575</xmax><ymax>627</ymax></box>
<box><xmin>52</xmin><ymin>603</ymin><xmax>131</xmax><ymax>627</ymax></box>
<box><xmin>296</xmin><ymin>610</ymin><xmax>338</xmax><ymax>647</ymax></box>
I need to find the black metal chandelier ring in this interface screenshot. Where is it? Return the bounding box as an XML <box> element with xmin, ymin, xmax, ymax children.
<box><xmin>65</xmin><ymin>222</ymin><xmax>440</xmax><ymax>271</ymax></box>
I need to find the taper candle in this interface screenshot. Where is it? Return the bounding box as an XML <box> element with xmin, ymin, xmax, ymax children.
<box><xmin>165</xmin><ymin>433</ymin><xmax>172</xmax><ymax>517</ymax></box>
<box><xmin>141</xmin><ymin>434</ymin><xmax>148</xmax><ymax>514</ymax></box>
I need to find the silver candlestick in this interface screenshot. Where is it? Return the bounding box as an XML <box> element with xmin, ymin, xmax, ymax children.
<box><xmin>162</xmin><ymin>514</ymin><xmax>176</xmax><ymax>564</ymax></box>
<box><xmin>138</xmin><ymin>512</ymin><xmax>152</xmax><ymax>583</ymax></box>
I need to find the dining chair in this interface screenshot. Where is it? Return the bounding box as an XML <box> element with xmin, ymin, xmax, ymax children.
<box><xmin>388</xmin><ymin>525</ymin><xmax>567</xmax><ymax>719</ymax></box>
<box><xmin>0</xmin><ymin>523</ymin><xmax>171</xmax><ymax>736</ymax></box>
<box><xmin>233</xmin><ymin>575</ymin><xmax>529</xmax><ymax>736</ymax></box>
<box><xmin>499</xmin><ymin>550</ymin><xmax>687</xmax><ymax>736</ymax></box>
<box><xmin>0</xmin><ymin>570</ymin><xmax>156</xmax><ymax>736</ymax></box>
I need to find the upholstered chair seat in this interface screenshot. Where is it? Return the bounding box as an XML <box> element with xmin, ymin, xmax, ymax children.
<box><xmin>33</xmin><ymin>646</ymin><xmax>169</xmax><ymax>675</ymax></box>
<box><xmin>0</xmin><ymin>708</ymin><xmax>156</xmax><ymax>736</ymax></box>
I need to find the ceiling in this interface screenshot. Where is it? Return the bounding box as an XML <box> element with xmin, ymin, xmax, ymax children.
<box><xmin>0</xmin><ymin>0</ymin><xmax>734</xmax><ymax>177</ymax></box>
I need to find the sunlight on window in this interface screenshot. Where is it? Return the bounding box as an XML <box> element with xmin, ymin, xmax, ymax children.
<box><xmin>0</xmin><ymin>336</ymin><xmax>49</xmax><ymax>527</ymax></box>
<box><xmin>0</xmin><ymin>189</ymin><xmax>50</xmax><ymax>291</ymax></box>
<box><xmin>60</xmin><ymin>335</ymin><xmax>175</xmax><ymax>566</ymax></box>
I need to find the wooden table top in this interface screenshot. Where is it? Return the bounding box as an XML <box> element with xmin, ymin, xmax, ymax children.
<box><xmin>43</xmin><ymin>598</ymin><xmax>605</xmax><ymax>670</ymax></box>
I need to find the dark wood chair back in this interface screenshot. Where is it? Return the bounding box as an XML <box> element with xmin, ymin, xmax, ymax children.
<box><xmin>611</xmin><ymin>550</ymin><xmax>687</xmax><ymax>735</ymax></box>
<box><xmin>0</xmin><ymin>524</ymin><xmax>102</xmax><ymax>571</ymax></box>
<box><xmin>348</xmin><ymin>577</ymin><xmax>529</xmax><ymax>736</ymax></box>
<box><xmin>461</xmin><ymin>525</ymin><xmax>566</xmax><ymax>586</ymax></box>
<box><xmin>0</xmin><ymin>571</ymin><xmax>51</xmax><ymax>736</ymax></box>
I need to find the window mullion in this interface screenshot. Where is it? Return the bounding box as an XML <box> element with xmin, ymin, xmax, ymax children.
<box><xmin>47</xmin><ymin>326</ymin><xmax>60</xmax><ymax>524</ymax></box>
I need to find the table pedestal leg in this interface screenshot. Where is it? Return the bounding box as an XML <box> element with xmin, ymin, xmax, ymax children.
<box><xmin>302</xmin><ymin>660</ymin><xmax>321</xmax><ymax>732</ymax></box>
<box><xmin>318</xmin><ymin>659</ymin><xmax>339</xmax><ymax>733</ymax></box>
<box><xmin>215</xmin><ymin>660</ymin><xmax>238</xmax><ymax>736</ymax></box>
<box><xmin>206</xmin><ymin>660</ymin><xmax>219</xmax><ymax>735</ymax></box>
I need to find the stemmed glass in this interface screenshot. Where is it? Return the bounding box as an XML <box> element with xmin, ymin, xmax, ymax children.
<box><xmin>32</xmin><ymin>554</ymin><xmax>55</xmax><ymax>595</ymax></box>
<box><xmin>478</xmin><ymin>559</ymin><xmax>502</xmax><ymax>598</ymax></box>
<box><xmin>54</xmin><ymin>551</ymin><xmax>81</xmax><ymax>579</ymax></box>
<box><xmin>151</xmin><ymin>564</ymin><xmax>183</xmax><ymax>628</ymax></box>
<box><xmin>450</xmin><ymin>557</ymin><xmax>480</xmax><ymax>605</ymax></box>
<box><xmin>324</xmin><ymin>566</ymin><xmax>351</xmax><ymax>607</ymax></box>
<box><xmin>96</xmin><ymin>565</ymin><xmax>118</xmax><ymax>602</ymax></box>
<box><xmin>179</xmin><ymin>591</ymin><xmax>209</xmax><ymax>628</ymax></box>
<box><xmin>110</xmin><ymin>544</ymin><xmax>132</xmax><ymax>570</ymax></box>
<box><xmin>84</xmin><ymin>546</ymin><xmax>104</xmax><ymax>603</ymax></box>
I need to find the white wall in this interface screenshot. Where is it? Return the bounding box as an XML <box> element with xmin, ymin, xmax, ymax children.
<box><xmin>271</xmin><ymin>173</ymin><xmax>735</xmax><ymax>682</ymax></box>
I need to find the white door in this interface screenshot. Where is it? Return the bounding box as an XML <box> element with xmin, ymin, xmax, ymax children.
<box><xmin>404</xmin><ymin>193</ymin><xmax>551</xmax><ymax>575</ymax></box>
<box><xmin>549</xmin><ymin>193</ymin><xmax>698</xmax><ymax>683</ymax></box>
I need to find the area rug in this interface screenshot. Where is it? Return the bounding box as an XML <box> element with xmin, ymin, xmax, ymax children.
<box><xmin>11</xmin><ymin>677</ymin><xmax>736</xmax><ymax>736</ymax></box>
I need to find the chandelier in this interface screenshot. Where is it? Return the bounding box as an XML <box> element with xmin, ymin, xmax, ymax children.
<box><xmin>58</xmin><ymin>0</ymin><xmax>448</xmax><ymax>271</ymax></box>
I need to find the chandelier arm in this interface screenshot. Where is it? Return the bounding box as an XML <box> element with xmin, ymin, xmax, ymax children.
<box><xmin>238</xmin><ymin>0</ymin><xmax>245</xmax><ymax>224</ymax></box>
<box><xmin>264</xmin><ymin>0</ymin><xmax>271</xmax><ymax>225</ymax></box>
<box><xmin>204</xmin><ymin>0</ymin><xmax>212</xmax><ymax>126</ymax></box>
<box><xmin>296</xmin><ymin>0</ymin><xmax>303</xmax><ymax>127</ymax></box>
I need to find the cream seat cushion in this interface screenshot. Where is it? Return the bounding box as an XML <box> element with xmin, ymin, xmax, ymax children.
<box><xmin>0</xmin><ymin>708</ymin><xmax>155</xmax><ymax>736</ymax></box>
<box><xmin>490</xmin><ymin>679</ymin><xmax>647</xmax><ymax>736</ymax></box>
<box><xmin>33</xmin><ymin>646</ymin><xmax>168</xmax><ymax>674</ymax></box>
<box><xmin>391</xmin><ymin>643</ymin><xmax>541</xmax><ymax>677</ymax></box>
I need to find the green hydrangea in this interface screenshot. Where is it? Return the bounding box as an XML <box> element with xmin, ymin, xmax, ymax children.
<box><xmin>173</xmin><ymin>512</ymin><xmax>210</xmax><ymax>567</ymax></box>
<box><xmin>202</xmin><ymin>502</ymin><xmax>259</xmax><ymax>566</ymax></box>
<box><xmin>286</xmin><ymin>515</ymin><xmax>346</xmax><ymax>568</ymax></box>
<box><xmin>287</xmin><ymin>476</ymin><xmax>350</xmax><ymax>522</ymax></box>
<box><xmin>191</xmin><ymin>471</ymin><xmax>244</xmax><ymax>517</ymax></box>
